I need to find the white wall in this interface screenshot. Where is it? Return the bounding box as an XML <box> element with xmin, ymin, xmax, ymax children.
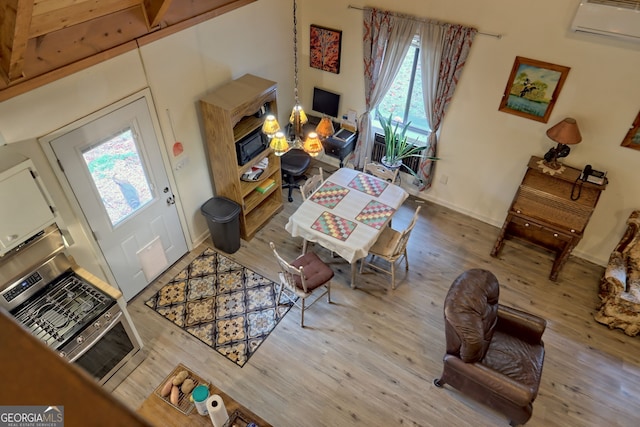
<box><xmin>137</xmin><ymin>0</ymin><xmax>292</xmax><ymax>246</ymax></box>
<box><xmin>1</xmin><ymin>0</ymin><xmax>639</xmax><ymax>279</ymax></box>
<box><xmin>299</xmin><ymin>0</ymin><xmax>640</xmax><ymax>266</ymax></box>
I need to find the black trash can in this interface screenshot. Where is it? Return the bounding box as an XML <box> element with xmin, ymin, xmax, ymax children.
<box><xmin>201</xmin><ymin>197</ymin><xmax>241</xmax><ymax>254</ymax></box>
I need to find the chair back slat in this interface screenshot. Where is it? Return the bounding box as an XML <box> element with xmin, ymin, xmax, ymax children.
<box><xmin>300</xmin><ymin>168</ymin><xmax>324</xmax><ymax>201</ymax></box>
<box><xmin>270</xmin><ymin>242</ymin><xmax>308</xmax><ymax>293</ymax></box>
<box><xmin>393</xmin><ymin>206</ymin><xmax>421</xmax><ymax>256</ymax></box>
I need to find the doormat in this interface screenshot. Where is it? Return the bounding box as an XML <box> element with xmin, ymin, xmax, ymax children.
<box><xmin>144</xmin><ymin>247</ymin><xmax>291</xmax><ymax>367</ymax></box>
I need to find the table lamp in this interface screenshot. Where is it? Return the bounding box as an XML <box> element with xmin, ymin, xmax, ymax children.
<box><xmin>543</xmin><ymin>117</ymin><xmax>582</xmax><ymax>169</ymax></box>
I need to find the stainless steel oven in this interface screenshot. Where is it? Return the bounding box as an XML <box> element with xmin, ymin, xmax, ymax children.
<box><xmin>0</xmin><ymin>225</ymin><xmax>144</xmax><ymax>391</ymax></box>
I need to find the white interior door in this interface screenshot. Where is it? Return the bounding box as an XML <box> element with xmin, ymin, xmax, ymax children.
<box><xmin>50</xmin><ymin>97</ymin><xmax>187</xmax><ymax>301</ymax></box>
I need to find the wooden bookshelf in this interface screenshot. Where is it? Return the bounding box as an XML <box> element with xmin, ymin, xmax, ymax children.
<box><xmin>200</xmin><ymin>74</ymin><xmax>282</xmax><ymax>240</ymax></box>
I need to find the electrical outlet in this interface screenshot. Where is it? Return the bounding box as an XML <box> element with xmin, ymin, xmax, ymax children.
<box><xmin>440</xmin><ymin>174</ymin><xmax>448</xmax><ymax>185</ymax></box>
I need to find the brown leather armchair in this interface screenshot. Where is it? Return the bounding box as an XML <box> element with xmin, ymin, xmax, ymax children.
<box><xmin>434</xmin><ymin>269</ymin><xmax>547</xmax><ymax>426</ymax></box>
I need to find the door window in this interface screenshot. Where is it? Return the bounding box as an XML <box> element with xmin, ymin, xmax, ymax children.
<box><xmin>81</xmin><ymin>127</ymin><xmax>153</xmax><ymax>226</ymax></box>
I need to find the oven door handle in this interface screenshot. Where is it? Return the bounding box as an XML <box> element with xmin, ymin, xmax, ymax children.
<box><xmin>68</xmin><ymin>311</ymin><xmax>123</xmax><ymax>362</ymax></box>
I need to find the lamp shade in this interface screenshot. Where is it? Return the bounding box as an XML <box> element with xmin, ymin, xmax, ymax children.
<box><xmin>315</xmin><ymin>117</ymin><xmax>335</xmax><ymax>139</ymax></box>
<box><xmin>269</xmin><ymin>131</ymin><xmax>289</xmax><ymax>156</ymax></box>
<box><xmin>303</xmin><ymin>132</ymin><xmax>323</xmax><ymax>157</ymax></box>
<box><xmin>261</xmin><ymin>115</ymin><xmax>280</xmax><ymax>137</ymax></box>
<box><xmin>289</xmin><ymin>104</ymin><xmax>308</xmax><ymax>125</ymax></box>
<box><xmin>546</xmin><ymin>118</ymin><xmax>582</xmax><ymax>145</ymax></box>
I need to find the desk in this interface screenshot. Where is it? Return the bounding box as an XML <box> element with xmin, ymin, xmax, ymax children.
<box><xmin>294</xmin><ymin>114</ymin><xmax>356</xmax><ymax>167</ymax></box>
<box><xmin>137</xmin><ymin>363</ymin><xmax>271</xmax><ymax>427</ymax></box>
<box><xmin>491</xmin><ymin>156</ymin><xmax>606</xmax><ymax>280</ymax></box>
<box><xmin>285</xmin><ymin>168</ymin><xmax>408</xmax><ymax>287</ymax></box>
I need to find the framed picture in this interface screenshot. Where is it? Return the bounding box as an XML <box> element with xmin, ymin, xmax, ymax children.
<box><xmin>621</xmin><ymin>110</ymin><xmax>640</xmax><ymax>150</ymax></box>
<box><xmin>498</xmin><ymin>56</ymin><xmax>571</xmax><ymax>123</ymax></box>
<box><xmin>310</xmin><ymin>25</ymin><xmax>342</xmax><ymax>74</ymax></box>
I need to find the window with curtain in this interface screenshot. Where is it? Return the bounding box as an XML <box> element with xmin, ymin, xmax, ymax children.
<box><xmin>373</xmin><ymin>34</ymin><xmax>426</xmax><ymax>173</ymax></box>
<box><xmin>357</xmin><ymin>6</ymin><xmax>476</xmax><ymax>189</ymax></box>
<box><xmin>375</xmin><ymin>35</ymin><xmax>428</xmax><ymax>142</ymax></box>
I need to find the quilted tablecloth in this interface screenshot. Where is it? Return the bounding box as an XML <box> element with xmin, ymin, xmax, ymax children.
<box><xmin>285</xmin><ymin>168</ymin><xmax>408</xmax><ymax>264</ymax></box>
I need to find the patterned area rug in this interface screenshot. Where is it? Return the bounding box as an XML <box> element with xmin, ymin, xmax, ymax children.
<box><xmin>145</xmin><ymin>248</ymin><xmax>291</xmax><ymax>367</ymax></box>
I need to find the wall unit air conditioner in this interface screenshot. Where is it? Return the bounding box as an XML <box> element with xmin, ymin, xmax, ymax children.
<box><xmin>571</xmin><ymin>0</ymin><xmax>640</xmax><ymax>42</ymax></box>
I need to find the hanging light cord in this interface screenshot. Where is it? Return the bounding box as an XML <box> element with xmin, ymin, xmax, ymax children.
<box><xmin>293</xmin><ymin>0</ymin><xmax>299</xmax><ymax>106</ymax></box>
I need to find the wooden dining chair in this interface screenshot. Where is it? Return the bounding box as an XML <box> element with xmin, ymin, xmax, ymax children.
<box><xmin>300</xmin><ymin>167</ymin><xmax>324</xmax><ymax>201</ymax></box>
<box><xmin>299</xmin><ymin>167</ymin><xmax>325</xmax><ymax>254</ymax></box>
<box><xmin>360</xmin><ymin>206</ymin><xmax>421</xmax><ymax>290</ymax></box>
<box><xmin>270</xmin><ymin>242</ymin><xmax>334</xmax><ymax>327</ymax></box>
<box><xmin>363</xmin><ymin>157</ymin><xmax>399</xmax><ymax>183</ymax></box>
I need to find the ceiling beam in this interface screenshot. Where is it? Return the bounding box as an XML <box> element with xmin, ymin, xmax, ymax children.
<box><xmin>0</xmin><ymin>0</ymin><xmax>35</xmax><ymax>83</ymax></box>
<box><xmin>144</xmin><ymin>0</ymin><xmax>175</xmax><ymax>28</ymax></box>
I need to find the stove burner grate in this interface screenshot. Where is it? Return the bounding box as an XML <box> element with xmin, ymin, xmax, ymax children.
<box><xmin>11</xmin><ymin>272</ymin><xmax>114</xmax><ymax>348</ymax></box>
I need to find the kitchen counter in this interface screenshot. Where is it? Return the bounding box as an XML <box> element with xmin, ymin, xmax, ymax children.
<box><xmin>72</xmin><ymin>263</ymin><xmax>123</xmax><ymax>300</ymax></box>
<box><xmin>137</xmin><ymin>364</ymin><xmax>272</xmax><ymax>427</ymax></box>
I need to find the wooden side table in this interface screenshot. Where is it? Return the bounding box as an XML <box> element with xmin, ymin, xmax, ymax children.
<box><xmin>491</xmin><ymin>156</ymin><xmax>607</xmax><ymax>281</ymax></box>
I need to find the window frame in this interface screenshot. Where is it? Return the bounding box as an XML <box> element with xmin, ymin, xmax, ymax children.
<box><xmin>373</xmin><ymin>34</ymin><xmax>429</xmax><ymax>148</ymax></box>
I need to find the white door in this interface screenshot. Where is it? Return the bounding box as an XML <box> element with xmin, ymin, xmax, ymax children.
<box><xmin>50</xmin><ymin>97</ymin><xmax>187</xmax><ymax>301</ymax></box>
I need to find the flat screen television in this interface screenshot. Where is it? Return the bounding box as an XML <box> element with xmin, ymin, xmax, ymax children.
<box><xmin>312</xmin><ymin>87</ymin><xmax>340</xmax><ymax>119</ymax></box>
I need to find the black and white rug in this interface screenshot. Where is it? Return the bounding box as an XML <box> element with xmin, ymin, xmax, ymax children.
<box><xmin>145</xmin><ymin>247</ymin><xmax>291</xmax><ymax>367</ymax></box>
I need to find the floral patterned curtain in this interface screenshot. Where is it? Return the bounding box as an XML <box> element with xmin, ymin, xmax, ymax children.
<box><xmin>353</xmin><ymin>9</ymin><xmax>418</xmax><ymax>169</ymax></box>
<box><xmin>418</xmin><ymin>23</ymin><xmax>477</xmax><ymax>189</ymax></box>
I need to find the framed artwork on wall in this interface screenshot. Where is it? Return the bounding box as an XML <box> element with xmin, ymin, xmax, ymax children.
<box><xmin>621</xmin><ymin>110</ymin><xmax>640</xmax><ymax>150</ymax></box>
<box><xmin>498</xmin><ymin>56</ymin><xmax>571</xmax><ymax>123</ymax></box>
<box><xmin>310</xmin><ymin>24</ymin><xmax>342</xmax><ymax>74</ymax></box>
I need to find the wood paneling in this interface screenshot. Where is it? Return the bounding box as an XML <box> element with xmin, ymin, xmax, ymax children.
<box><xmin>112</xmin><ymin>162</ymin><xmax>640</xmax><ymax>426</ymax></box>
<box><xmin>30</xmin><ymin>0</ymin><xmax>141</xmax><ymax>37</ymax></box>
<box><xmin>143</xmin><ymin>0</ymin><xmax>174</xmax><ymax>28</ymax></box>
<box><xmin>158</xmin><ymin>0</ymin><xmax>234</xmax><ymax>27</ymax></box>
<box><xmin>0</xmin><ymin>0</ymin><xmax>257</xmax><ymax>100</ymax></box>
<box><xmin>23</xmin><ymin>6</ymin><xmax>149</xmax><ymax>77</ymax></box>
<box><xmin>0</xmin><ymin>41</ymin><xmax>138</xmax><ymax>102</ymax></box>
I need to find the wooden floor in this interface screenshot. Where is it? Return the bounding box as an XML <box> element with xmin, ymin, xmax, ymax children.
<box><xmin>112</xmin><ymin>166</ymin><xmax>640</xmax><ymax>426</ymax></box>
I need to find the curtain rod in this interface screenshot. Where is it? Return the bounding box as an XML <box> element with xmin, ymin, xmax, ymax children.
<box><xmin>347</xmin><ymin>5</ymin><xmax>503</xmax><ymax>39</ymax></box>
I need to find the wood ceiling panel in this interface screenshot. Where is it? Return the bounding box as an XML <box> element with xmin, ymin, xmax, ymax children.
<box><xmin>30</xmin><ymin>0</ymin><xmax>143</xmax><ymax>37</ymax></box>
<box><xmin>144</xmin><ymin>0</ymin><xmax>175</xmax><ymax>28</ymax></box>
<box><xmin>158</xmin><ymin>0</ymin><xmax>234</xmax><ymax>27</ymax></box>
<box><xmin>23</xmin><ymin>6</ymin><xmax>148</xmax><ymax>77</ymax></box>
<box><xmin>0</xmin><ymin>0</ymin><xmax>257</xmax><ymax>100</ymax></box>
<box><xmin>1</xmin><ymin>0</ymin><xmax>35</xmax><ymax>82</ymax></box>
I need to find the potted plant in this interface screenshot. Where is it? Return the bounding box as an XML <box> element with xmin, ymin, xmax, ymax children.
<box><xmin>379</xmin><ymin>114</ymin><xmax>438</xmax><ymax>180</ymax></box>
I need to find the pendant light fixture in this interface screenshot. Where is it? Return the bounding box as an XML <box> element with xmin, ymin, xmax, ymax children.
<box><xmin>289</xmin><ymin>0</ymin><xmax>308</xmax><ymax>147</ymax></box>
<box><xmin>315</xmin><ymin>116</ymin><xmax>335</xmax><ymax>139</ymax></box>
<box><xmin>269</xmin><ymin>131</ymin><xmax>290</xmax><ymax>156</ymax></box>
<box><xmin>303</xmin><ymin>132</ymin><xmax>323</xmax><ymax>157</ymax></box>
<box><xmin>261</xmin><ymin>115</ymin><xmax>280</xmax><ymax>138</ymax></box>
<box><xmin>261</xmin><ymin>0</ymin><xmax>323</xmax><ymax>157</ymax></box>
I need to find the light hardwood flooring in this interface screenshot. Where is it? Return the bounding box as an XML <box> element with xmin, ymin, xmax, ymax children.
<box><xmin>112</xmin><ymin>165</ymin><xmax>640</xmax><ymax>426</ymax></box>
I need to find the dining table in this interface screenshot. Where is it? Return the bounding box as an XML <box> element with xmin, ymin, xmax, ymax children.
<box><xmin>285</xmin><ymin>167</ymin><xmax>409</xmax><ymax>287</ymax></box>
